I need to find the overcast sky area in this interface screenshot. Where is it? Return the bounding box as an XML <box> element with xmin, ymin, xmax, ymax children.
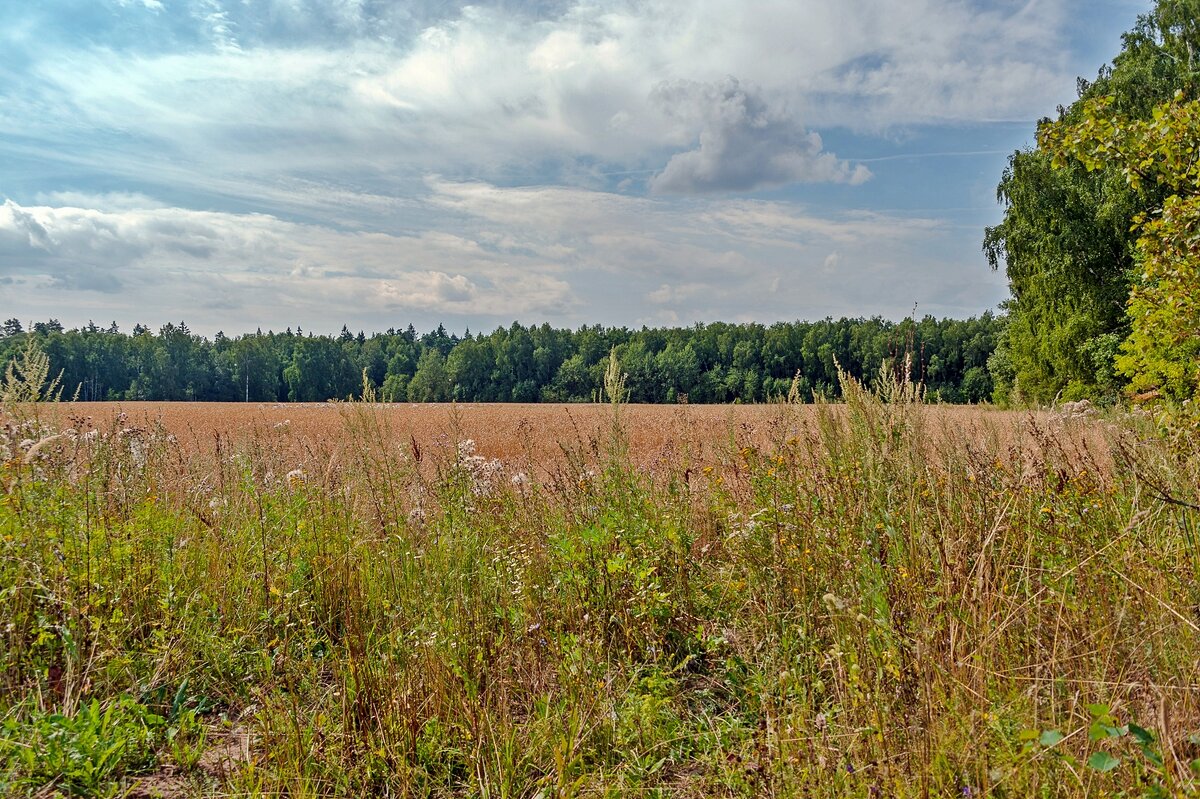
<box><xmin>1</xmin><ymin>0</ymin><xmax>1150</xmax><ymax>337</ymax></box>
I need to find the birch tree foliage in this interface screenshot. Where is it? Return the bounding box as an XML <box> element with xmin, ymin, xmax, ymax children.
<box><xmin>983</xmin><ymin>0</ymin><xmax>1200</xmax><ymax>403</ymax></box>
<box><xmin>1040</xmin><ymin>92</ymin><xmax>1200</xmax><ymax>400</ymax></box>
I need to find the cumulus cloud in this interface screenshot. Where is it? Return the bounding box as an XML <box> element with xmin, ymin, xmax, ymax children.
<box><xmin>648</xmin><ymin>78</ymin><xmax>870</xmax><ymax>194</ymax></box>
<box><xmin>0</xmin><ymin>201</ymin><xmax>52</xmax><ymax>249</ymax></box>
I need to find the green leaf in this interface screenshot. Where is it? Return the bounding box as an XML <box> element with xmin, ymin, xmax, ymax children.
<box><xmin>1141</xmin><ymin>746</ymin><xmax>1164</xmax><ymax>767</ymax></box>
<box><xmin>1087</xmin><ymin>751</ymin><xmax>1120</xmax><ymax>772</ymax></box>
<box><xmin>1128</xmin><ymin>723</ymin><xmax>1155</xmax><ymax>745</ymax></box>
<box><xmin>1039</xmin><ymin>730</ymin><xmax>1065</xmax><ymax>747</ymax></box>
<box><xmin>1086</xmin><ymin>703</ymin><xmax>1110</xmax><ymax>718</ymax></box>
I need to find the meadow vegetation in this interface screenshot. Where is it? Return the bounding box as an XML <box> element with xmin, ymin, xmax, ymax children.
<box><xmin>2</xmin><ymin>350</ymin><xmax>1199</xmax><ymax>797</ymax></box>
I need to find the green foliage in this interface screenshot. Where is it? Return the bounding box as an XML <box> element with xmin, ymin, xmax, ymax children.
<box><xmin>1042</xmin><ymin>91</ymin><xmax>1200</xmax><ymax>400</ymax></box>
<box><xmin>0</xmin><ymin>315</ymin><xmax>1004</xmax><ymax>406</ymax></box>
<box><xmin>984</xmin><ymin>0</ymin><xmax>1199</xmax><ymax>403</ymax></box>
<box><xmin>983</xmin><ymin>148</ymin><xmax>1136</xmax><ymax>402</ymax></box>
<box><xmin>407</xmin><ymin>348</ymin><xmax>452</xmax><ymax>402</ymax></box>
<box><xmin>0</xmin><ymin>697</ymin><xmax>166</xmax><ymax>797</ymax></box>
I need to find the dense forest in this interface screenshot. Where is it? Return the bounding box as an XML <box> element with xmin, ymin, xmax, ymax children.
<box><xmin>0</xmin><ymin>315</ymin><xmax>1000</xmax><ymax>404</ymax></box>
<box><xmin>984</xmin><ymin>0</ymin><xmax>1200</xmax><ymax>404</ymax></box>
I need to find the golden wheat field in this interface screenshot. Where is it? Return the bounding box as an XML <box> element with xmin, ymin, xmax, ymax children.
<box><xmin>34</xmin><ymin>399</ymin><xmax>1115</xmax><ymax>483</ymax></box>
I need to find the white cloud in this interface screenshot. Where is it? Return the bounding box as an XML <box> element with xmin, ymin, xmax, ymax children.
<box><xmin>3</xmin><ymin>0</ymin><xmax>1078</xmax><ymax>208</ymax></box>
<box><xmin>0</xmin><ymin>185</ymin><xmax>1007</xmax><ymax>333</ymax></box>
<box><xmin>114</xmin><ymin>0</ymin><xmax>165</xmax><ymax>11</ymax></box>
<box><xmin>648</xmin><ymin>78</ymin><xmax>869</xmax><ymax>194</ymax></box>
<box><xmin>4</xmin><ymin>0</ymin><xmax>1066</xmax><ymax>329</ymax></box>
<box><xmin>0</xmin><ymin>197</ymin><xmax>575</xmax><ymax>320</ymax></box>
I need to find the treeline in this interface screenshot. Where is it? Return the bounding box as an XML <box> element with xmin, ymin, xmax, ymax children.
<box><xmin>0</xmin><ymin>315</ymin><xmax>1001</xmax><ymax>404</ymax></box>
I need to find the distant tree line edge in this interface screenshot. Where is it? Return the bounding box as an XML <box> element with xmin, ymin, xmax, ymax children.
<box><xmin>0</xmin><ymin>316</ymin><xmax>1001</xmax><ymax>405</ymax></box>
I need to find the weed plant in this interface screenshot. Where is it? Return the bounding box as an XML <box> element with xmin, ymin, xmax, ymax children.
<box><xmin>1</xmin><ymin>364</ymin><xmax>1199</xmax><ymax>797</ymax></box>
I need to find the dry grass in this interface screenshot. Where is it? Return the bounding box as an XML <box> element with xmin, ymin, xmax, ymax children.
<box><xmin>2</xmin><ymin>392</ymin><xmax>1197</xmax><ymax>797</ymax></box>
<box><xmin>37</xmin><ymin>401</ymin><xmax>1110</xmax><ymax>477</ymax></box>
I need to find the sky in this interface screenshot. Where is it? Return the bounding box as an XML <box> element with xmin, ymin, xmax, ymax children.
<box><xmin>0</xmin><ymin>0</ymin><xmax>1151</xmax><ymax>337</ymax></box>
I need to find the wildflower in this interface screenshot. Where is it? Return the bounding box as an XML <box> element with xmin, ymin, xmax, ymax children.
<box><xmin>286</xmin><ymin>469</ymin><xmax>306</xmax><ymax>486</ymax></box>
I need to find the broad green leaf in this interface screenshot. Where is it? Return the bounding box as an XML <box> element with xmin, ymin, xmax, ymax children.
<box><xmin>1039</xmin><ymin>730</ymin><xmax>1065</xmax><ymax>747</ymax></box>
<box><xmin>1087</xmin><ymin>751</ymin><xmax>1120</xmax><ymax>772</ymax></box>
<box><xmin>1128</xmin><ymin>723</ymin><xmax>1155</xmax><ymax>745</ymax></box>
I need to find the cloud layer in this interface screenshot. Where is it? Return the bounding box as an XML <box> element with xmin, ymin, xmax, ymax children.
<box><xmin>0</xmin><ymin>0</ymin><xmax>1118</xmax><ymax>333</ymax></box>
<box><xmin>0</xmin><ymin>183</ymin><xmax>1006</xmax><ymax>335</ymax></box>
<box><xmin>2</xmin><ymin>0</ymin><xmax>1078</xmax><ymax>203</ymax></box>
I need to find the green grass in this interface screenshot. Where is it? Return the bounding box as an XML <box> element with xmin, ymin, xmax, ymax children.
<box><xmin>1</xmin><ymin>378</ymin><xmax>1199</xmax><ymax>797</ymax></box>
